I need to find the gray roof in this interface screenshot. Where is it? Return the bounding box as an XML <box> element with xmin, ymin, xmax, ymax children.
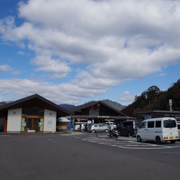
<box><xmin>67</xmin><ymin>100</ymin><xmax>126</xmax><ymax>116</ymax></box>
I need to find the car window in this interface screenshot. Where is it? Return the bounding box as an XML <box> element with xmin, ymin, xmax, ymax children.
<box><xmin>139</xmin><ymin>121</ymin><xmax>146</xmax><ymax>129</ymax></box>
<box><xmin>164</xmin><ymin>120</ymin><xmax>176</xmax><ymax>128</ymax></box>
<box><xmin>148</xmin><ymin>121</ymin><xmax>154</xmax><ymax>128</ymax></box>
<box><xmin>94</xmin><ymin>125</ymin><xmax>98</xmax><ymax>127</ymax></box>
<box><xmin>155</xmin><ymin>121</ymin><xmax>161</xmax><ymax>128</ymax></box>
<box><xmin>118</xmin><ymin>124</ymin><xmax>123</xmax><ymax>128</ymax></box>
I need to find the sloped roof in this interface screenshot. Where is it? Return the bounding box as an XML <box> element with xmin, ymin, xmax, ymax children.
<box><xmin>0</xmin><ymin>94</ymin><xmax>70</xmax><ymax>116</ymax></box>
<box><xmin>68</xmin><ymin>100</ymin><xmax>126</xmax><ymax>116</ymax></box>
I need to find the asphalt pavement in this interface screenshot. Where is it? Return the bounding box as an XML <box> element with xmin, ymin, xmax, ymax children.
<box><xmin>0</xmin><ymin>132</ymin><xmax>180</xmax><ymax>180</ymax></box>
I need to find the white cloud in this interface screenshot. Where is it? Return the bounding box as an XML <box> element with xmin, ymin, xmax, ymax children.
<box><xmin>0</xmin><ymin>0</ymin><xmax>180</xmax><ymax>103</ymax></box>
<box><xmin>0</xmin><ymin>64</ymin><xmax>20</xmax><ymax>75</ymax></box>
<box><xmin>118</xmin><ymin>91</ymin><xmax>135</xmax><ymax>102</ymax></box>
<box><xmin>159</xmin><ymin>72</ymin><xmax>166</xmax><ymax>77</ymax></box>
<box><xmin>0</xmin><ymin>78</ymin><xmax>107</xmax><ymax>104</ymax></box>
<box><xmin>31</xmin><ymin>55</ymin><xmax>71</xmax><ymax>78</ymax></box>
<box><xmin>17</xmin><ymin>51</ymin><xmax>25</xmax><ymax>55</ymax></box>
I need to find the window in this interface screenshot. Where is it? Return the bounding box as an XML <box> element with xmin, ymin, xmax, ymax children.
<box><xmin>22</xmin><ymin>107</ymin><xmax>44</xmax><ymax>116</ymax></box>
<box><xmin>139</xmin><ymin>121</ymin><xmax>146</xmax><ymax>129</ymax></box>
<box><xmin>155</xmin><ymin>121</ymin><xmax>161</xmax><ymax>128</ymax></box>
<box><xmin>148</xmin><ymin>121</ymin><xmax>154</xmax><ymax>128</ymax></box>
<box><xmin>164</xmin><ymin>120</ymin><xmax>176</xmax><ymax>128</ymax></box>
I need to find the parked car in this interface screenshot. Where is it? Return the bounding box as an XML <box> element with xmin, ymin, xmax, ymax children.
<box><xmin>177</xmin><ymin>121</ymin><xmax>180</xmax><ymax>139</ymax></box>
<box><xmin>74</xmin><ymin>122</ymin><xmax>87</xmax><ymax>131</ymax></box>
<box><xmin>117</xmin><ymin>120</ymin><xmax>139</xmax><ymax>137</ymax></box>
<box><xmin>137</xmin><ymin>117</ymin><xmax>179</xmax><ymax>144</ymax></box>
<box><xmin>105</xmin><ymin>122</ymin><xmax>116</xmax><ymax>129</ymax></box>
<box><xmin>90</xmin><ymin>123</ymin><xmax>108</xmax><ymax>133</ymax></box>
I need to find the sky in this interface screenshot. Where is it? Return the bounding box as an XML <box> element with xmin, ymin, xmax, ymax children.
<box><xmin>0</xmin><ymin>0</ymin><xmax>180</xmax><ymax>105</ymax></box>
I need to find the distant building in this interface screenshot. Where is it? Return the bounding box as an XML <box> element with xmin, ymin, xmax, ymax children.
<box><xmin>68</xmin><ymin>100</ymin><xmax>135</xmax><ymax>125</ymax></box>
<box><xmin>139</xmin><ymin>110</ymin><xmax>180</xmax><ymax>120</ymax></box>
<box><xmin>0</xmin><ymin>94</ymin><xmax>69</xmax><ymax>133</ymax></box>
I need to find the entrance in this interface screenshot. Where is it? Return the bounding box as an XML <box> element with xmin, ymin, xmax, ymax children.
<box><xmin>21</xmin><ymin>116</ymin><xmax>44</xmax><ymax>132</ymax></box>
<box><xmin>26</xmin><ymin>118</ymin><xmax>40</xmax><ymax>132</ymax></box>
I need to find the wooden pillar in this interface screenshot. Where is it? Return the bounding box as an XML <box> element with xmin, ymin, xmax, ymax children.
<box><xmin>4</xmin><ymin>119</ymin><xmax>7</xmax><ymax>132</ymax></box>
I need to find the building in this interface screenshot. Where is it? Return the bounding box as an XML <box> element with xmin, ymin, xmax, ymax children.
<box><xmin>0</xmin><ymin>94</ymin><xmax>69</xmax><ymax>133</ymax></box>
<box><xmin>68</xmin><ymin>100</ymin><xmax>135</xmax><ymax>126</ymax></box>
<box><xmin>139</xmin><ymin>110</ymin><xmax>180</xmax><ymax>120</ymax></box>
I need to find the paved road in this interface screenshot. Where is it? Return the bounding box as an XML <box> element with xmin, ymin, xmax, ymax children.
<box><xmin>0</xmin><ymin>133</ymin><xmax>180</xmax><ymax>180</ymax></box>
<box><xmin>81</xmin><ymin>133</ymin><xmax>180</xmax><ymax>150</ymax></box>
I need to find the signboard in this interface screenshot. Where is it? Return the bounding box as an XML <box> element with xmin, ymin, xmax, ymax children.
<box><xmin>169</xmin><ymin>99</ymin><xmax>172</xmax><ymax>105</ymax></box>
<box><xmin>22</xmin><ymin>122</ymin><xmax>26</xmax><ymax>127</ymax></box>
<box><xmin>27</xmin><ymin>130</ymin><xmax>35</xmax><ymax>133</ymax></box>
<box><xmin>48</xmin><ymin>120</ymin><xmax>52</xmax><ymax>127</ymax></box>
<box><xmin>169</xmin><ymin>99</ymin><xmax>173</xmax><ymax>111</ymax></box>
<box><xmin>145</xmin><ymin>114</ymin><xmax>151</xmax><ymax>120</ymax></box>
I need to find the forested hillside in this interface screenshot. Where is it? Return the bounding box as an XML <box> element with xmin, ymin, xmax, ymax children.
<box><xmin>122</xmin><ymin>79</ymin><xmax>180</xmax><ymax>116</ymax></box>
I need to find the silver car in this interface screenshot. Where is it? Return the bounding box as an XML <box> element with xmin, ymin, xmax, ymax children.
<box><xmin>90</xmin><ymin>123</ymin><xmax>108</xmax><ymax>133</ymax></box>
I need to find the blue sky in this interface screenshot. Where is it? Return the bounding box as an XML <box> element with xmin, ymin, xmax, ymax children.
<box><xmin>0</xmin><ymin>0</ymin><xmax>180</xmax><ymax>105</ymax></box>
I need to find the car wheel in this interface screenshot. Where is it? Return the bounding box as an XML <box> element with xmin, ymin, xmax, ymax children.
<box><xmin>137</xmin><ymin>135</ymin><xmax>142</xmax><ymax>142</ymax></box>
<box><xmin>156</xmin><ymin>136</ymin><xmax>162</xmax><ymax>144</ymax></box>
<box><xmin>170</xmin><ymin>140</ymin><xmax>176</xmax><ymax>144</ymax></box>
<box><xmin>105</xmin><ymin>129</ymin><xmax>108</xmax><ymax>133</ymax></box>
<box><xmin>92</xmin><ymin>130</ymin><xmax>95</xmax><ymax>133</ymax></box>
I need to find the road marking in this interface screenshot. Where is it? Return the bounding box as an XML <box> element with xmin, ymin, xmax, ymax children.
<box><xmin>82</xmin><ymin>137</ymin><xmax>180</xmax><ymax>150</ymax></box>
<box><xmin>48</xmin><ymin>138</ymin><xmax>57</xmax><ymax>143</ymax></box>
<box><xmin>61</xmin><ymin>132</ymin><xmax>85</xmax><ymax>136</ymax></box>
<box><xmin>99</xmin><ymin>142</ymin><xmax>106</xmax><ymax>145</ymax></box>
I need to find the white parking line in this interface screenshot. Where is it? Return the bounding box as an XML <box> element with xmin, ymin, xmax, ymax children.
<box><xmin>82</xmin><ymin>137</ymin><xmax>180</xmax><ymax>150</ymax></box>
<box><xmin>110</xmin><ymin>145</ymin><xmax>119</xmax><ymax>147</ymax></box>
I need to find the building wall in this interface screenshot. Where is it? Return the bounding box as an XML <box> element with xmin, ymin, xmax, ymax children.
<box><xmin>7</xmin><ymin>108</ymin><xmax>22</xmax><ymax>132</ymax></box>
<box><xmin>44</xmin><ymin>109</ymin><xmax>57</xmax><ymax>132</ymax></box>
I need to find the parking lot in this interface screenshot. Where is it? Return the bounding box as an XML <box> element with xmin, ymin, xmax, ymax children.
<box><xmin>81</xmin><ymin>133</ymin><xmax>180</xmax><ymax>150</ymax></box>
<box><xmin>0</xmin><ymin>133</ymin><xmax>180</xmax><ymax>180</ymax></box>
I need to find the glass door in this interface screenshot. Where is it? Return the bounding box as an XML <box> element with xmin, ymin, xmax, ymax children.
<box><xmin>26</xmin><ymin>118</ymin><xmax>33</xmax><ymax>130</ymax></box>
<box><xmin>33</xmin><ymin>118</ymin><xmax>40</xmax><ymax>132</ymax></box>
<box><xmin>25</xmin><ymin>118</ymin><xmax>40</xmax><ymax>132</ymax></box>
<box><xmin>21</xmin><ymin>116</ymin><xmax>43</xmax><ymax>132</ymax></box>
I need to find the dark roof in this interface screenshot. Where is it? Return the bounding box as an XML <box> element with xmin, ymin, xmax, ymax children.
<box><xmin>69</xmin><ymin>115</ymin><xmax>136</xmax><ymax>120</ymax></box>
<box><xmin>0</xmin><ymin>94</ymin><xmax>70</xmax><ymax>117</ymax></box>
<box><xmin>69</xmin><ymin>100</ymin><xmax>126</xmax><ymax>116</ymax></box>
<box><xmin>139</xmin><ymin>110</ymin><xmax>180</xmax><ymax>115</ymax></box>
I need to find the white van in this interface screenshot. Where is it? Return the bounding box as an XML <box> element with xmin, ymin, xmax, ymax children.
<box><xmin>176</xmin><ymin>121</ymin><xmax>180</xmax><ymax>138</ymax></box>
<box><xmin>137</xmin><ymin>117</ymin><xmax>179</xmax><ymax>144</ymax></box>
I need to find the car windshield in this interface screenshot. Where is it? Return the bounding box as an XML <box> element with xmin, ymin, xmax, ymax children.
<box><xmin>164</xmin><ymin>120</ymin><xmax>176</xmax><ymax>128</ymax></box>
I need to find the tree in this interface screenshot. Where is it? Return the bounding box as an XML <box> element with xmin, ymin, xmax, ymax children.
<box><xmin>146</xmin><ymin>86</ymin><xmax>160</xmax><ymax>99</ymax></box>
